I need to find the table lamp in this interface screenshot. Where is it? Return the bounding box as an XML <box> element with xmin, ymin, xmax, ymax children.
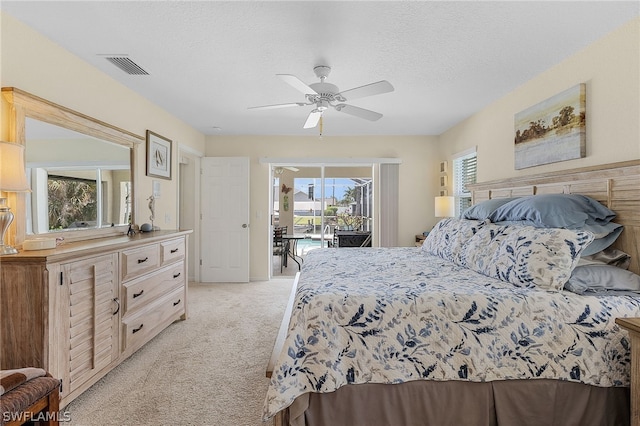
<box><xmin>0</xmin><ymin>141</ymin><xmax>31</xmax><ymax>255</ymax></box>
<box><xmin>434</xmin><ymin>196</ymin><xmax>455</xmax><ymax>218</ymax></box>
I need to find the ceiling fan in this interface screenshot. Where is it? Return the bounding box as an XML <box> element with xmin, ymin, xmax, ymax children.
<box><xmin>249</xmin><ymin>66</ymin><xmax>394</xmax><ymax>129</ymax></box>
<box><xmin>273</xmin><ymin>166</ymin><xmax>299</xmax><ymax>174</ymax></box>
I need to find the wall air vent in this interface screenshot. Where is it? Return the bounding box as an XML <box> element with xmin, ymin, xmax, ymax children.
<box><xmin>104</xmin><ymin>56</ymin><xmax>149</xmax><ymax>75</ymax></box>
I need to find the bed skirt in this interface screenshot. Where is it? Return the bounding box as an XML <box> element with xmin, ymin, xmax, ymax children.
<box><xmin>278</xmin><ymin>379</ymin><xmax>630</xmax><ymax>426</ymax></box>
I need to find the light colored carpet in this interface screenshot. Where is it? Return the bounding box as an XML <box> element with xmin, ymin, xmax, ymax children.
<box><xmin>66</xmin><ymin>279</ymin><xmax>294</xmax><ymax>426</ymax></box>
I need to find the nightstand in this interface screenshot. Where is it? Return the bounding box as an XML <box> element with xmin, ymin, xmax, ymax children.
<box><xmin>415</xmin><ymin>234</ymin><xmax>427</xmax><ymax>247</ymax></box>
<box><xmin>616</xmin><ymin>317</ymin><xmax>640</xmax><ymax>426</ymax></box>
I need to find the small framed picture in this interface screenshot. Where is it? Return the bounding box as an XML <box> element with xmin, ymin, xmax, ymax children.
<box><xmin>440</xmin><ymin>175</ymin><xmax>448</xmax><ymax>187</ymax></box>
<box><xmin>440</xmin><ymin>189</ymin><xmax>448</xmax><ymax>196</ymax></box>
<box><xmin>439</xmin><ymin>161</ymin><xmax>448</xmax><ymax>174</ymax></box>
<box><xmin>146</xmin><ymin>130</ymin><xmax>172</xmax><ymax>180</ymax></box>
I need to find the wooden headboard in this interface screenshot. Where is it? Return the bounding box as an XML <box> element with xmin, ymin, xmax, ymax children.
<box><xmin>467</xmin><ymin>160</ymin><xmax>640</xmax><ymax>275</ymax></box>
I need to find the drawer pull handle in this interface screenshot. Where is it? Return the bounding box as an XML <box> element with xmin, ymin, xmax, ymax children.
<box><xmin>173</xmin><ymin>299</ymin><xmax>181</xmax><ymax>306</ymax></box>
<box><xmin>137</xmin><ymin>257</ymin><xmax>149</xmax><ymax>264</ymax></box>
<box><xmin>112</xmin><ymin>298</ymin><xmax>120</xmax><ymax>315</ymax></box>
<box><xmin>133</xmin><ymin>289</ymin><xmax>144</xmax><ymax>298</ymax></box>
<box><xmin>170</xmin><ymin>248</ymin><xmax>179</xmax><ymax>253</ymax></box>
<box><xmin>173</xmin><ymin>272</ymin><xmax>181</xmax><ymax>279</ymax></box>
<box><xmin>133</xmin><ymin>324</ymin><xmax>144</xmax><ymax>334</ymax></box>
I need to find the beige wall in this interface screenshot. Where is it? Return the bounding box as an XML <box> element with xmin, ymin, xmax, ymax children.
<box><xmin>2</xmin><ymin>10</ymin><xmax>637</xmax><ymax>281</ymax></box>
<box><xmin>205</xmin><ymin>135</ymin><xmax>440</xmax><ymax>280</ymax></box>
<box><xmin>438</xmin><ymin>17</ymin><xmax>640</xmax><ymax>184</ymax></box>
<box><xmin>0</xmin><ymin>12</ymin><xmax>206</xmax><ymax>230</ymax></box>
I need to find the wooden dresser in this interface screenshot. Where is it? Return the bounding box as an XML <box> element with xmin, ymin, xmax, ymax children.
<box><xmin>0</xmin><ymin>230</ymin><xmax>191</xmax><ymax>408</ymax></box>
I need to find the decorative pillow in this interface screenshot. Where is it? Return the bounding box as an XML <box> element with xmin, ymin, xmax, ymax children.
<box><xmin>487</xmin><ymin>194</ymin><xmax>616</xmax><ymax>228</ymax></box>
<box><xmin>494</xmin><ymin>219</ymin><xmax>623</xmax><ymax>257</ymax></box>
<box><xmin>422</xmin><ymin>218</ymin><xmax>488</xmax><ymax>264</ymax></box>
<box><xmin>564</xmin><ymin>265</ymin><xmax>640</xmax><ymax>295</ymax></box>
<box><xmin>460</xmin><ymin>223</ymin><xmax>594</xmax><ymax>291</ymax></box>
<box><xmin>462</xmin><ymin>197</ymin><xmax>519</xmax><ymax>220</ymax></box>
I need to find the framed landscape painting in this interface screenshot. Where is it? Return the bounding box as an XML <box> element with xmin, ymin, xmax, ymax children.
<box><xmin>514</xmin><ymin>84</ymin><xmax>585</xmax><ymax>169</ymax></box>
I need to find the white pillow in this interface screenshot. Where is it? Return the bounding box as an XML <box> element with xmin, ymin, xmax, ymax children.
<box><xmin>461</xmin><ymin>223</ymin><xmax>594</xmax><ymax>291</ymax></box>
<box><xmin>422</xmin><ymin>218</ymin><xmax>488</xmax><ymax>264</ymax></box>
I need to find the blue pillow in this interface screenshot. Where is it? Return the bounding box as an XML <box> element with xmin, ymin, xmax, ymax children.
<box><xmin>488</xmin><ymin>194</ymin><xmax>616</xmax><ymax>228</ymax></box>
<box><xmin>462</xmin><ymin>197</ymin><xmax>519</xmax><ymax>220</ymax></box>
<box><xmin>564</xmin><ymin>265</ymin><xmax>640</xmax><ymax>294</ymax></box>
<box><xmin>580</xmin><ymin>224</ymin><xmax>623</xmax><ymax>256</ymax></box>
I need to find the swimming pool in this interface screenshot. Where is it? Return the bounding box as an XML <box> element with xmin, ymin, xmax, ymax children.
<box><xmin>295</xmin><ymin>238</ymin><xmax>329</xmax><ymax>256</ymax></box>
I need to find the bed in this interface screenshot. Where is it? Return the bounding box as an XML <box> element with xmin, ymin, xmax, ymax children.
<box><xmin>264</xmin><ymin>160</ymin><xmax>640</xmax><ymax>426</ymax></box>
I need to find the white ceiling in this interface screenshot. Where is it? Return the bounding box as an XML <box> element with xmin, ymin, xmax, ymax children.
<box><xmin>2</xmin><ymin>1</ymin><xmax>638</xmax><ymax>137</ymax></box>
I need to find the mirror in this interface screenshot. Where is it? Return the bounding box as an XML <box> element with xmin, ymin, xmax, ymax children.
<box><xmin>25</xmin><ymin>118</ymin><xmax>132</xmax><ymax>235</ymax></box>
<box><xmin>2</xmin><ymin>87</ymin><xmax>142</xmax><ymax>244</ymax></box>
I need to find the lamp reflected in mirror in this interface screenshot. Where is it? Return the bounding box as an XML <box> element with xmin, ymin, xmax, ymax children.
<box><xmin>0</xmin><ymin>141</ymin><xmax>31</xmax><ymax>254</ymax></box>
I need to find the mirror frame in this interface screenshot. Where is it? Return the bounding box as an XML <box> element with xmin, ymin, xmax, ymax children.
<box><xmin>2</xmin><ymin>87</ymin><xmax>142</xmax><ymax>245</ymax></box>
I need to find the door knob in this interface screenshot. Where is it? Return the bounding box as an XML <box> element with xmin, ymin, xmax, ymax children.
<box><xmin>242</xmin><ymin>223</ymin><xmax>248</xmax><ymax>228</ymax></box>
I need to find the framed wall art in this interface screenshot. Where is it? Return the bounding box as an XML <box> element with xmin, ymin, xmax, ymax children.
<box><xmin>514</xmin><ymin>83</ymin><xmax>586</xmax><ymax>170</ymax></box>
<box><xmin>146</xmin><ymin>130</ymin><xmax>172</xmax><ymax>180</ymax></box>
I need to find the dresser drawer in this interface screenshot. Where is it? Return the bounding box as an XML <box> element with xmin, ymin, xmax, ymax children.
<box><xmin>121</xmin><ymin>243</ymin><xmax>161</xmax><ymax>282</ymax></box>
<box><xmin>122</xmin><ymin>261</ymin><xmax>185</xmax><ymax>316</ymax></box>
<box><xmin>161</xmin><ymin>237</ymin><xmax>185</xmax><ymax>266</ymax></box>
<box><xmin>122</xmin><ymin>286</ymin><xmax>185</xmax><ymax>352</ymax></box>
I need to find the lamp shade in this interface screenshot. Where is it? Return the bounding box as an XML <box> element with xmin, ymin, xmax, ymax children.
<box><xmin>435</xmin><ymin>196</ymin><xmax>455</xmax><ymax>218</ymax></box>
<box><xmin>0</xmin><ymin>141</ymin><xmax>30</xmax><ymax>192</ymax></box>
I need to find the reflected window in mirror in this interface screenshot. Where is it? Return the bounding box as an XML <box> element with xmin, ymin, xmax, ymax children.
<box><xmin>25</xmin><ymin>118</ymin><xmax>132</xmax><ymax>235</ymax></box>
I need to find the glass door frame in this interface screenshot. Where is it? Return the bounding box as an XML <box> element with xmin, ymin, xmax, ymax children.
<box><xmin>263</xmin><ymin>157</ymin><xmax>401</xmax><ymax>278</ymax></box>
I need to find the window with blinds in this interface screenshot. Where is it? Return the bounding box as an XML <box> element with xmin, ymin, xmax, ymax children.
<box><xmin>452</xmin><ymin>149</ymin><xmax>477</xmax><ymax>216</ymax></box>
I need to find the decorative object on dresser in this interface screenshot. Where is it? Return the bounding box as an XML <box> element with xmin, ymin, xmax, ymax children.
<box><xmin>0</xmin><ymin>230</ymin><xmax>191</xmax><ymax>408</ymax></box>
<box><xmin>0</xmin><ymin>141</ymin><xmax>31</xmax><ymax>255</ymax></box>
<box><xmin>146</xmin><ymin>130</ymin><xmax>172</xmax><ymax>180</ymax></box>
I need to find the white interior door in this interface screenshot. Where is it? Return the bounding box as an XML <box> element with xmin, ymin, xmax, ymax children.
<box><xmin>200</xmin><ymin>157</ymin><xmax>250</xmax><ymax>282</ymax></box>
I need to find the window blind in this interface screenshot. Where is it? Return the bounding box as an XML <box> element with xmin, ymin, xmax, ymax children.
<box><xmin>453</xmin><ymin>149</ymin><xmax>477</xmax><ymax>216</ymax></box>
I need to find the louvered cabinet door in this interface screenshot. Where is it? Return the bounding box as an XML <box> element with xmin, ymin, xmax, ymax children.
<box><xmin>59</xmin><ymin>253</ymin><xmax>120</xmax><ymax>400</ymax></box>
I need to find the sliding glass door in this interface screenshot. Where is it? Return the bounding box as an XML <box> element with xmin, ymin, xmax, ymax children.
<box><xmin>271</xmin><ymin>164</ymin><xmax>373</xmax><ymax>276</ymax></box>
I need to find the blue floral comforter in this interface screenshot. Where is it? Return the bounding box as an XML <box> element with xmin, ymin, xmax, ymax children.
<box><xmin>263</xmin><ymin>247</ymin><xmax>640</xmax><ymax>419</ymax></box>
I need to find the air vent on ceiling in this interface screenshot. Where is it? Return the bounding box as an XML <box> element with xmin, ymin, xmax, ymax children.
<box><xmin>104</xmin><ymin>56</ymin><xmax>149</xmax><ymax>75</ymax></box>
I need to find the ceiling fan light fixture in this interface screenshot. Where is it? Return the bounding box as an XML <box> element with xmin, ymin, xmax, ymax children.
<box><xmin>313</xmin><ymin>65</ymin><xmax>331</xmax><ymax>81</ymax></box>
<box><xmin>249</xmin><ymin>65</ymin><xmax>393</xmax><ymax>129</ymax></box>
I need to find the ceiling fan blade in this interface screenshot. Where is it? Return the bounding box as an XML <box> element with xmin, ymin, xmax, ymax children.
<box><xmin>337</xmin><ymin>80</ymin><xmax>394</xmax><ymax>101</ymax></box>
<box><xmin>334</xmin><ymin>104</ymin><xmax>383</xmax><ymax>121</ymax></box>
<box><xmin>303</xmin><ymin>110</ymin><xmax>323</xmax><ymax>129</ymax></box>
<box><xmin>284</xmin><ymin>166</ymin><xmax>299</xmax><ymax>172</ymax></box>
<box><xmin>277</xmin><ymin>74</ymin><xmax>318</xmax><ymax>95</ymax></box>
<box><xmin>248</xmin><ymin>102</ymin><xmax>306</xmax><ymax>110</ymax></box>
